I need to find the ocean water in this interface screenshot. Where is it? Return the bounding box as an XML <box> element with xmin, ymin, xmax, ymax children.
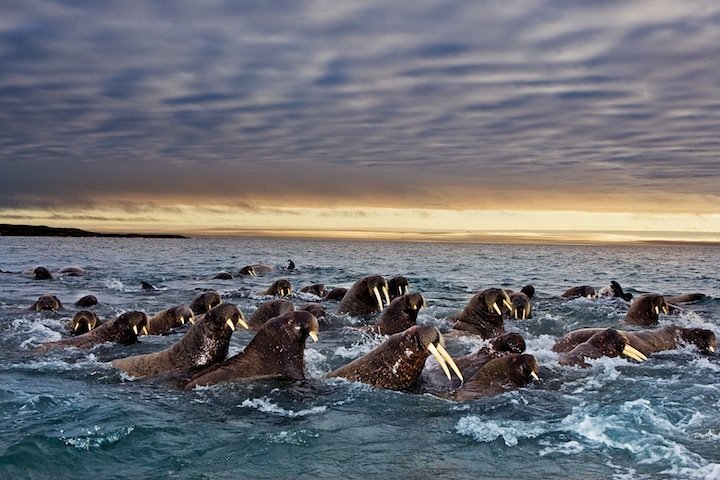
<box><xmin>1</xmin><ymin>236</ymin><xmax>719</xmax><ymax>479</ymax></box>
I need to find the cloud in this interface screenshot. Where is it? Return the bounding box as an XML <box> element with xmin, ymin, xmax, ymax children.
<box><xmin>1</xmin><ymin>0</ymin><xmax>719</xmax><ymax>216</ymax></box>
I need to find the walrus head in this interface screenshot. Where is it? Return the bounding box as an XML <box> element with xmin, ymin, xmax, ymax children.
<box><xmin>70</xmin><ymin>311</ymin><xmax>101</xmax><ymax>335</ymax></box>
<box><xmin>561</xmin><ymin>329</ymin><xmax>648</xmax><ymax>368</ymax></box>
<box><xmin>264</xmin><ymin>279</ymin><xmax>292</xmax><ymax>297</ymax></box>
<box><xmin>358</xmin><ymin>275</ymin><xmax>391</xmax><ymax>312</ymax></box>
<box><xmin>114</xmin><ymin>311</ymin><xmax>150</xmax><ymax>344</ymax></box>
<box><xmin>509</xmin><ymin>292</ymin><xmax>532</xmax><ymax>320</ymax></box>
<box><xmin>30</xmin><ymin>294</ymin><xmax>63</xmax><ymax>311</ymax></box>
<box><xmin>239</xmin><ymin>265</ymin><xmax>257</xmax><ymax>276</ymax></box>
<box><xmin>33</xmin><ymin>266</ymin><xmax>53</xmax><ymax>280</ymax></box>
<box><xmin>190</xmin><ymin>291</ymin><xmax>222</xmax><ymax>315</ymax></box>
<box><xmin>489</xmin><ymin>332</ymin><xmax>527</xmax><ymax>354</ymax></box>
<box><xmin>454</xmin><ymin>353</ymin><xmax>541</xmax><ymax>401</ymax></box>
<box><xmin>610</xmin><ymin>281</ymin><xmax>633</xmax><ymax>301</ymax></box>
<box><xmin>680</xmin><ymin>328</ymin><xmax>717</xmax><ymax>354</ymax></box>
<box><xmin>248</xmin><ymin>299</ymin><xmax>295</xmax><ymax>330</ymax></box>
<box><xmin>373</xmin><ymin>292</ymin><xmax>426</xmax><ymax>335</ymax></box>
<box><xmin>624</xmin><ymin>294</ymin><xmax>669</xmax><ymax>326</ymax></box>
<box><xmin>74</xmin><ymin>294</ymin><xmax>98</xmax><ymax>308</ymax></box>
<box><xmin>387</xmin><ymin>275</ymin><xmax>410</xmax><ymax>300</ymax></box>
<box><xmin>328</xmin><ymin>325</ymin><xmax>463</xmax><ymax>391</ymax></box>
<box><xmin>452</xmin><ymin>288</ymin><xmax>513</xmax><ymax>337</ymax></box>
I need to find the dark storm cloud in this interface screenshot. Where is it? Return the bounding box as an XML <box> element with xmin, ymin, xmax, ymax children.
<box><xmin>1</xmin><ymin>0</ymin><xmax>720</xmax><ymax>212</ymax></box>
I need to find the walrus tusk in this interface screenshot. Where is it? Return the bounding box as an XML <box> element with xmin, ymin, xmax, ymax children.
<box><xmin>436</xmin><ymin>344</ymin><xmax>463</xmax><ymax>384</ymax></box>
<box><xmin>73</xmin><ymin>322</ymin><xmax>80</xmax><ymax>332</ymax></box>
<box><xmin>411</xmin><ymin>304</ymin><xmax>417</xmax><ymax>311</ymax></box>
<box><xmin>622</xmin><ymin>344</ymin><xmax>648</xmax><ymax>362</ymax></box>
<box><xmin>87</xmin><ymin>324</ymin><xmax>93</xmax><ymax>331</ymax></box>
<box><xmin>662</xmin><ymin>305</ymin><xmax>669</xmax><ymax>314</ymax></box>
<box><xmin>188</xmin><ymin>316</ymin><xmax>196</xmax><ymax>325</ymax></box>
<box><xmin>522</xmin><ymin>308</ymin><xmax>527</xmax><ymax>320</ymax></box>
<box><xmin>382</xmin><ymin>286</ymin><xmax>390</xmax><ymax>306</ymax></box>
<box><xmin>178</xmin><ymin>316</ymin><xmax>185</xmax><ymax>325</ymax></box>
<box><xmin>309</xmin><ymin>331</ymin><xmax>319</xmax><ymax>342</ymax></box>
<box><xmin>503</xmin><ymin>298</ymin><xmax>513</xmax><ymax>311</ymax></box>
<box><xmin>141</xmin><ymin>325</ymin><xmax>149</xmax><ymax>336</ymax></box>
<box><xmin>373</xmin><ymin>286</ymin><xmax>384</xmax><ymax>311</ymax></box>
<box><xmin>654</xmin><ymin>306</ymin><xmax>660</xmax><ymax>315</ymax></box>
<box><xmin>530</xmin><ymin>371</ymin><xmax>540</xmax><ymax>381</ymax></box>
<box><xmin>132</xmin><ymin>325</ymin><xmax>139</xmax><ymax>335</ymax></box>
<box><xmin>225</xmin><ymin>318</ymin><xmax>236</xmax><ymax>331</ymax></box>
<box><xmin>236</xmin><ymin>317</ymin><xmax>249</xmax><ymax>330</ymax></box>
<box><xmin>710</xmin><ymin>346</ymin><xmax>716</xmax><ymax>353</ymax></box>
<box><xmin>492</xmin><ymin>302</ymin><xmax>502</xmax><ymax>315</ymax></box>
<box><xmin>427</xmin><ymin>343</ymin><xmax>452</xmax><ymax>381</ymax></box>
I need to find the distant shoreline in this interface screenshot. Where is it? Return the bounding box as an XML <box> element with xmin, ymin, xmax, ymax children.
<box><xmin>0</xmin><ymin>224</ymin><xmax>187</xmax><ymax>239</ymax></box>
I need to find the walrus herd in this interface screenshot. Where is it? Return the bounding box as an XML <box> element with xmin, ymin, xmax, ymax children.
<box><xmin>21</xmin><ymin>268</ymin><xmax>717</xmax><ymax>401</ymax></box>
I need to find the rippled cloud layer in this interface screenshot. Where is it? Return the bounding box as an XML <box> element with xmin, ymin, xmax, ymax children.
<box><xmin>2</xmin><ymin>0</ymin><xmax>719</xmax><ymax>214</ymax></box>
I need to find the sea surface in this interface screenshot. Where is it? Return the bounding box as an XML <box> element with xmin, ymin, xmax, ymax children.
<box><xmin>1</xmin><ymin>236</ymin><xmax>719</xmax><ymax>479</ymax></box>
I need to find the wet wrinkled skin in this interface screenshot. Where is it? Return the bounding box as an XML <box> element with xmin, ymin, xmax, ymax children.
<box><xmin>184</xmin><ymin>311</ymin><xmax>320</xmax><ymax>389</ymax></box>
<box><xmin>561</xmin><ymin>285</ymin><xmax>596</xmax><ymax>299</ymax></box>
<box><xmin>212</xmin><ymin>271</ymin><xmax>233</xmax><ymax>280</ymax></box>
<box><xmin>301</xmin><ymin>302</ymin><xmax>326</xmax><ymax>321</ymax></box>
<box><xmin>299</xmin><ymin>284</ymin><xmax>327</xmax><ymax>297</ymax></box>
<box><xmin>67</xmin><ymin>311</ymin><xmax>102</xmax><ymax>335</ymax></box>
<box><xmin>74</xmin><ymin>294</ymin><xmax>98</xmax><ymax>308</ymax></box>
<box><xmin>112</xmin><ymin>303</ymin><xmax>247</xmax><ymax>380</ymax></box>
<box><xmin>328</xmin><ymin>325</ymin><xmax>461</xmax><ymax>391</ymax></box>
<box><xmin>147</xmin><ymin>305</ymin><xmax>195</xmax><ymax>335</ymax></box>
<box><xmin>423</xmin><ymin>332</ymin><xmax>527</xmax><ymax>391</ymax></box>
<box><xmin>324</xmin><ymin>287</ymin><xmax>348</xmax><ymax>301</ymax></box>
<box><xmin>623</xmin><ymin>294</ymin><xmax>669</xmax><ymax>326</ymax></box>
<box><xmin>238</xmin><ymin>266</ymin><xmax>256</xmax><ymax>276</ymax></box>
<box><xmin>453</xmin><ymin>354</ymin><xmax>540</xmax><ymax>401</ymax></box>
<box><xmin>450</xmin><ymin>288</ymin><xmax>512</xmax><ymax>339</ymax></box>
<box><xmin>57</xmin><ymin>266</ymin><xmax>84</xmax><ymax>276</ymax></box>
<box><xmin>387</xmin><ymin>276</ymin><xmax>410</xmax><ymax>301</ymax></box>
<box><xmin>262</xmin><ymin>279</ymin><xmax>292</xmax><ymax>297</ymax></box>
<box><xmin>37</xmin><ymin>311</ymin><xmax>149</xmax><ymax>351</ymax></box>
<box><xmin>337</xmin><ymin>275</ymin><xmax>391</xmax><ymax>316</ymax></box>
<box><xmin>366</xmin><ymin>292</ymin><xmax>425</xmax><ymax>336</ymax></box>
<box><xmin>30</xmin><ymin>294</ymin><xmax>63</xmax><ymax>311</ymax></box>
<box><xmin>190</xmin><ymin>291</ymin><xmax>222</xmax><ymax>315</ymax></box>
<box><xmin>248</xmin><ymin>299</ymin><xmax>295</xmax><ymax>330</ymax></box>
<box><xmin>558</xmin><ymin>329</ymin><xmax>647</xmax><ymax>368</ymax></box>
<box><xmin>553</xmin><ymin>325</ymin><xmax>717</xmax><ymax>356</ymax></box>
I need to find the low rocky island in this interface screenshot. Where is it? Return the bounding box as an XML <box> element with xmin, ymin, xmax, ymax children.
<box><xmin>0</xmin><ymin>224</ymin><xmax>187</xmax><ymax>239</ymax></box>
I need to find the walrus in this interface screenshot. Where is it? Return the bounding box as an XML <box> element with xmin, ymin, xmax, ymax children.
<box><xmin>32</xmin><ymin>266</ymin><xmax>53</xmax><ymax>280</ymax></box>
<box><xmin>248</xmin><ymin>299</ymin><xmax>295</xmax><ymax>330</ymax></box>
<box><xmin>183</xmin><ymin>311</ymin><xmax>320</xmax><ymax>389</ymax></box>
<box><xmin>327</xmin><ymin>325</ymin><xmax>462</xmax><ymax>391</ymax></box>
<box><xmin>623</xmin><ymin>294</ymin><xmax>669</xmax><ymax>326</ymax></box>
<box><xmin>57</xmin><ymin>266</ymin><xmax>84</xmax><ymax>276</ymax></box>
<box><xmin>452</xmin><ymin>354</ymin><xmax>541</xmax><ymax>401</ymax></box>
<box><xmin>74</xmin><ymin>294</ymin><xmax>98</xmax><ymax>308</ymax></box>
<box><xmin>337</xmin><ymin>275</ymin><xmax>390</xmax><ymax>316</ymax></box>
<box><xmin>449</xmin><ymin>288</ymin><xmax>513</xmax><ymax>339</ymax></box>
<box><xmin>261</xmin><ymin>279</ymin><xmax>292</xmax><ymax>297</ymax></box>
<box><xmin>364</xmin><ymin>292</ymin><xmax>425</xmax><ymax>336</ymax></box>
<box><xmin>422</xmin><ymin>332</ymin><xmax>527</xmax><ymax>391</ymax></box>
<box><xmin>141</xmin><ymin>281</ymin><xmax>158</xmax><ymax>292</ymax></box>
<box><xmin>67</xmin><ymin>311</ymin><xmax>102</xmax><ymax>335</ymax></box>
<box><xmin>238</xmin><ymin>266</ymin><xmax>257</xmax><ymax>276</ymax></box>
<box><xmin>561</xmin><ymin>285</ymin><xmax>596</xmax><ymax>299</ymax></box>
<box><xmin>248</xmin><ymin>263</ymin><xmax>274</xmax><ymax>274</ymax></box>
<box><xmin>664</xmin><ymin>293</ymin><xmax>706</xmax><ymax>304</ymax></box>
<box><xmin>300</xmin><ymin>302</ymin><xmax>326</xmax><ymax>321</ymax></box>
<box><xmin>324</xmin><ymin>287</ymin><xmax>348</xmax><ymax>301</ymax></box>
<box><xmin>111</xmin><ymin>304</ymin><xmax>249</xmax><ymax>379</ymax></box>
<box><xmin>30</xmin><ymin>294</ymin><xmax>63</xmax><ymax>311</ymax></box>
<box><xmin>36</xmin><ymin>311</ymin><xmax>149</xmax><ymax>351</ymax></box>
<box><xmin>557</xmin><ymin>328</ymin><xmax>648</xmax><ymax>368</ymax></box>
<box><xmin>552</xmin><ymin>325</ymin><xmax>717</xmax><ymax>356</ymax></box>
<box><xmin>387</xmin><ymin>275</ymin><xmax>410</xmax><ymax>301</ymax></box>
<box><xmin>190</xmin><ymin>291</ymin><xmax>222</xmax><ymax>315</ymax></box>
<box><xmin>299</xmin><ymin>284</ymin><xmax>327</xmax><ymax>297</ymax></box>
<box><xmin>598</xmin><ymin>281</ymin><xmax>633</xmax><ymax>301</ymax></box>
<box><xmin>147</xmin><ymin>305</ymin><xmax>195</xmax><ymax>335</ymax></box>
<box><xmin>506</xmin><ymin>291</ymin><xmax>532</xmax><ymax>320</ymax></box>
<box><xmin>212</xmin><ymin>271</ymin><xmax>233</xmax><ymax>280</ymax></box>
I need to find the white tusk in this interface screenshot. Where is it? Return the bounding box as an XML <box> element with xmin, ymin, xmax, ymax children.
<box><xmin>436</xmin><ymin>344</ymin><xmax>463</xmax><ymax>384</ymax></box>
<box><xmin>236</xmin><ymin>317</ymin><xmax>249</xmax><ymax>330</ymax></box>
<box><xmin>492</xmin><ymin>302</ymin><xmax>502</xmax><ymax>315</ymax></box>
<box><xmin>622</xmin><ymin>344</ymin><xmax>648</xmax><ymax>362</ymax></box>
<box><xmin>225</xmin><ymin>318</ymin><xmax>236</xmax><ymax>331</ymax></box>
<box><xmin>404</xmin><ymin>285</ymin><xmax>409</xmax><ymax>295</ymax></box>
<box><xmin>654</xmin><ymin>306</ymin><xmax>660</xmax><ymax>315</ymax></box>
<box><xmin>382</xmin><ymin>286</ymin><xmax>390</xmax><ymax>306</ymax></box>
<box><xmin>427</xmin><ymin>343</ymin><xmax>452</xmax><ymax>381</ymax></box>
<box><xmin>530</xmin><ymin>371</ymin><xmax>540</xmax><ymax>382</ymax></box>
<box><xmin>373</xmin><ymin>286</ymin><xmax>384</xmax><ymax>311</ymax></box>
<box><xmin>662</xmin><ymin>305</ymin><xmax>669</xmax><ymax>314</ymax></box>
<box><xmin>142</xmin><ymin>325</ymin><xmax>149</xmax><ymax>336</ymax></box>
<box><xmin>179</xmin><ymin>316</ymin><xmax>185</xmax><ymax>325</ymax></box>
<box><xmin>709</xmin><ymin>346</ymin><xmax>716</xmax><ymax>353</ymax></box>
<box><xmin>309</xmin><ymin>331</ymin><xmax>319</xmax><ymax>342</ymax></box>
<box><xmin>73</xmin><ymin>322</ymin><xmax>80</xmax><ymax>332</ymax></box>
<box><xmin>133</xmin><ymin>325</ymin><xmax>139</xmax><ymax>335</ymax></box>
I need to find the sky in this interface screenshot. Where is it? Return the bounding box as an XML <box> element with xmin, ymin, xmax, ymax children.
<box><xmin>2</xmin><ymin>1</ymin><xmax>720</xmax><ymax>242</ymax></box>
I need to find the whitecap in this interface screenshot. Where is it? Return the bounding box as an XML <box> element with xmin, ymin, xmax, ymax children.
<box><xmin>334</xmin><ymin>334</ymin><xmax>383</xmax><ymax>359</ymax></box>
<box><xmin>455</xmin><ymin>416</ymin><xmax>550</xmax><ymax>446</ymax></box>
<box><xmin>265</xmin><ymin>429</ymin><xmax>319</xmax><ymax>446</ymax></box>
<box><xmin>538</xmin><ymin>439</ymin><xmax>584</xmax><ymax>456</ymax></box>
<box><xmin>239</xmin><ymin>397</ymin><xmax>327</xmax><ymax>418</ymax></box>
<box><xmin>104</xmin><ymin>278</ymin><xmax>125</xmax><ymax>291</ymax></box>
<box><xmin>304</xmin><ymin>348</ymin><xmax>329</xmax><ymax>377</ymax></box>
<box><xmin>60</xmin><ymin>425</ymin><xmax>135</xmax><ymax>450</ymax></box>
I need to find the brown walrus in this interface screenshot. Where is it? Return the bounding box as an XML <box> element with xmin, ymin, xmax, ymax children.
<box><xmin>561</xmin><ymin>285</ymin><xmax>596</xmax><ymax>299</ymax></box>
<box><xmin>327</xmin><ymin>325</ymin><xmax>463</xmax><ymax>391</ymax></box>
<box><xmin>74</xmin><ymin>294</ymin><xmax>98</xmax><ymax>308</ymax></box>
<box><xmin>261</xmin><ymin>279</ymin><xmax>292</xmax><ymax>297</ymax></box>
<box><xmin>248</xmin><ymin>299</ymin><xmax>295</xmax><ymax>330</ymax></box>
<box><xmin>623</xmin><ymin>294</ymin><xmax>669</xmax><ymax>326</ymax></box>
<box><xmin>183</xmin><ymin>311</ymin><xmax>320</xmax><ymax>389</ymax></box>
<box><xmin>557</xmin><ymin>328</ymin><xmax>648</xmax><ymax>368</ymax></box>
<box><xmin>552</xmin><ymin>325</ymin><xmax>717</xmax><ymax>356</ymax></box>
<box><xmin>337</xmin><ymin>275</ymin><xmax>390</xmax><ymax>316</ymax></box>
<box><xmin>387</xmin><ymin>275</ymin><xmax>410</xmax><ymax>301</ymax></box>
<box><xmin>111</xmin><ymin>304</ymin><xmax>249</xmax><ymax>379</ymax></box>
<box><xmin>190</xmin><ymin>291</ymin><xmax>222</xmax><ymax>315</ymax></box>
<box><xmin>36</xmin><ymin>311</ymin><xmax>149</xmax><ymax>351</ymax></box>
<box><xmin>449</xmin><ymin>288</ymin><xmax>513</xmax><ymax>339</ymax></box>
<box><xmin>422</xmin><ymin>332</ymin><xmax>527</xmax><ymax>391</ymax></box>
<box><xmin>452</xmin><ymin>354</ymin><xmax>541</xmax><ymax>401</ymax></box>
<box><xmin>506</xmin><ymin>291</ymin><xmax>532</xmax><ymax>320</ymax></box>
<box><xmin>67</xmin><ymin>310</ymin><xmax>102</xmax><ymax>335</ymax></box>
<box><xmin>146</xmin><ymin>305</ymin><xmax>195</xmax><ymax>335</ymax></box>
<box><xmin>30</xmin><ymin>294</ymin><xmax>63</xmax><ymax>311</ymax></box>
<box><xmin>364</xmin><ymin>292</ymin><xmax>425</xmax><ymax>336</ymax></box>
<box><xmin>299</xmin><ymin>284</ymin><xmax>327</xmax><ymax>297</ymax></box>
<box><xmin>31</xmin><ymin>266</ymin><xmax>53</xmax><ymax>280</ymax></box>
<box><xmin>324</xmin><ymin>287</ymin><xmax>348</xmax><ymax>301</ymax></box>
